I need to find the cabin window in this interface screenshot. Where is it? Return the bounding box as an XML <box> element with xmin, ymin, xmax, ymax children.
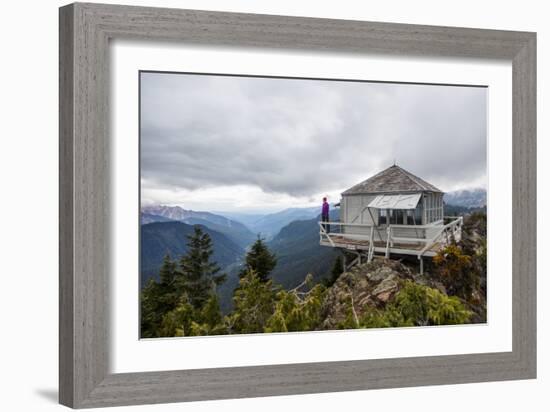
<box><xmin>379</xmin><ymin>209</ymin><xmax>387</xmax><ymax>225</ymax></box>
<box><xmin>406</xmin><ymin>210</ymin><xmax>415</xmax><ymax>225</ymax></box>
<box><xmin>415</xmin><ymin>205</ymin><xmax>422</xmax><ymax>224</ymax></box>
<box><xmin>422</xmin><ymin>193</ymin><xmax>444</xmax><ymax>224</ymax></box>
<box><xmin>390</xmin><ymin>209</ymin><xmax>404</xmax><ymax>225</ymax></box>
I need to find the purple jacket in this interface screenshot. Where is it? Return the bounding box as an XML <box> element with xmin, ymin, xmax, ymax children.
<box><xmin>322</xmin><ymin>202</ymin><xmax>329</xmax><ymax>217</ymax></box>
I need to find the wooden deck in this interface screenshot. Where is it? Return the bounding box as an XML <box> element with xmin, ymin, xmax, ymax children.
<box><xmin>319</xmin><ymin>217</ymin><xmax>463</xmax><ymax>264</ymax></box>
<box><xmin>320</xmin><ymin>235</ymin><xmax>441</xmax><ymax>257</ymax></box>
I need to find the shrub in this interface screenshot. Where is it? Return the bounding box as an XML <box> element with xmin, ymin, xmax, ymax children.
<box><xmin>265</xmin><ymin>275</ymin><xmax>326</xmax><ymax>332</ymax></box>
<box><xmin>433</xmin><ymin>244</ymin><xmax>478</xmax><ymax>300</ymax></box>
<box><xmin>349</xmin><ymin>281</ymin><xmax>472</xmax><ymax>329</ymax></box>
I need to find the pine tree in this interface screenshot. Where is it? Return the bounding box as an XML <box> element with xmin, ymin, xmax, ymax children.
<box><xmin>189</xmin><ymin>294</ymin><xmax>227</xmax><ymax>336</ymax></box>
<box><xmin>177</xmin><ymin>226</ymin><xmax>226</xmax><ymax>310</ymax></box>
<box><xmin>239</xmin><ymin>237</ymin><xmax>277</xmax><ymax>282</ymax></box>
<box><xmin>200</xmin><ymin>294</ymin><xmax>224</xmax><ymax>329</ymax></box>
<box><xmin>265</xmin><ymin>278</ymin><xmax>326</xmax><ymax>333</ymax></box>
<box><xmin>140</xmin><ymin>254</ymin><xmax>179</xmax><ymax>338</ymax></box>
<box><xmin>159</xmin><ymin>294</ymin><xmax>228</xmax><ymax>337</ymax></box>
<box><xmin>230</xmin><ymin>269</ymin><xmax>276</xmax><ymax>333</ymax></box>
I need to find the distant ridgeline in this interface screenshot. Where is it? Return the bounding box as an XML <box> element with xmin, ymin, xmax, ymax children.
<box><xmin>268</xmin><ymin>209</ymin><xmax>340</xmax><ymax>289</ymax></box>
<box><xmin>141</xmin><ymin>205</ymin><xmax>256</xmax><ymax>248</ymax></box>
<box><xmin>140</xmin><ymin>221</ymin><xmax>244</xmax><ymax>287</ymax></box>
<box><xmin>443</xmin><ymin>188</ymin><xmax>487</xmax><ymax>209</ymax></box>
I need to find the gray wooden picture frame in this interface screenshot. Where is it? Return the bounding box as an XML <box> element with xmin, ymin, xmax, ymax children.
<box><xmin>59</xmin><ymin>2</ymin><xmax>536</xmax><ymax>409</ymax></box>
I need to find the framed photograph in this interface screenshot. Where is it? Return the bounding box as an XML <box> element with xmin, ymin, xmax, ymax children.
<box><xmin>59</xmin><ymin>3</ymin><xmax>536</xmax><ymax>408</ymax></box>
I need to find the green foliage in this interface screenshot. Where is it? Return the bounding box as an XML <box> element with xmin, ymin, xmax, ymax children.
<box><xmin>477</xmin><ymin>237</ymin><xmax>487</xmax><ymax>270</ymax></box>
<box><xmin>239</xmin><ymin>237</ymin><xmax>277</xmax><ymax>282</ymax></box>
<box><xmin>392</xmin><ymin>281</ymin><xmax>472</xmax><ymax>326</ymax></box>
<box><xmin>265</xmin><ymin>275</ymin><xmax>327</xmax><ymax>333</ymax></box>
<box><xmin>350</xmin><ymin>281</ymin><xmax>472</xmax><ymax>328</ymax></box>
<box><xmin>178</xmin><ymin>226</ymin><xmax>226</xmax><ymax>309</ymax></box>
<box><xmin>189</xmin><ymin>294</ymin><xmax>228</xmax><ymax>336</ymax></box>
<box><xmin>336</xmin><ymin>294</ymin><xmax>411</xmax><ymax>330</ymax></box>
<box><xmin>461</xmin><ymin>212</ymin><xmax>487</xmax><ymax>299</ymax></box>
<box><xmin>433</xmin><ymin>244</ymin><xmax>478</xmax><ymax>300</ymax></box>
<box><xmin>201</xmin><ymin>293</ymin><xmax>224</xmax><ymax>328</ymax></box>
<box><xmin>359</xmin><ymin>306</ymin><xmax>411</xmax><ymax>328</ymax></box>
<box><xmin>463</xmin><ymin>212</ymin><xmax>487</xmax><ymax>238</ymax></box>
<box><xmin>157</xmin><ymin>299</ymin><xmax>196</xmax><ymax>337</ymax></box>
<box><xmin>140</xmin><ymin>254</ymin><xmax>179</xmax><ymax>338</ymax></box>
<box><xmin>229</xmin><ymin>269</ymin><xmax>277</xmax><ymax>333</ymax></box>
<box><xmin>140</xmin><ymin>227</ymin><xmax>228</xmax><ymax>338</ymax></box>
<box><xmin>336</xmin><ymin>297</ymin><xmax>361</xmax><ymax>330</ymax></box>
<box><xmin>157</xmin><ymin>294</ymin><xmax>228</xmax><ymax>337</ymax></box>
<box><xmin>231</xmin><ymin>271</ymin><xmax>327</xmax><ymax>334</ymax></box>
<box><xmin>476</xmin><ymin>237</ymin><xmax>487</xmax><ymax>297</ymax></box>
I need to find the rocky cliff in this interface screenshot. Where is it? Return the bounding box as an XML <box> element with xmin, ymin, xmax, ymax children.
<box><xmin>321</xmin><ymin>259</ymin><xmax>448</xmax><ymax>329</ymax></box>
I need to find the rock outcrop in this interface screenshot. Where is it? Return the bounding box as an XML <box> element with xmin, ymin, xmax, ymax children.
<box><xmin>321</xmin><ymin>259</ymin><xmax>446</xmax><ymax>329</ymax></box>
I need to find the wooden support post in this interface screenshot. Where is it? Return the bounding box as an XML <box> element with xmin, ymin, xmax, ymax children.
<box><xmin>342</xmin><ymin>253</ymin><xmax>346</xmax><ymax>272</ymax></box>
<box><xmin>385</xmin><ymin>226</ymin><xmax>391</xmax><ymax>258</ymax></box>
<box><xmin>419</xmin><ymin>257</ymin><xmax>424</xmax><ymax>275</ymax></box>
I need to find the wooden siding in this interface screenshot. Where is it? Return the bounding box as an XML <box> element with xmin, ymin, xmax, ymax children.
<box><xmin>342</xmin><ymin>194</ymin><xmax>378</xmax><ymax>226</ymax></box>
<box><xmin>341</xmin><ymin>191</ymin><xmax>444</xmax><ymax>228</ymax></box>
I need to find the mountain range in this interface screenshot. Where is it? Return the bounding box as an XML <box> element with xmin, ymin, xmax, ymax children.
<box><xmin>268</xmin><ymin>209</ymin><xmax>340</xmax><ymax>289</ymax></box>
<box><xmin>220</xmin><ymin>206</ymin><xmax>321</xmax><ymax>240</ymax></box>
<box><xmin>444</xmin><ymin>188</ymin><xmax>486</xmax><ymax>208</ymax></box>
<box><xmin>141</xmin><ymin>213</ymin><xmax>174</xmax><ymax>225</ymax></box>
<box><xmin>140</xmin><ymin>221</ymin><xmax>244</xmax><ymax>288</ymax></box>
<box><xmin>141</xmin><ymin>205</ymin><xmax>256</xmax><ymax>248</ymax></box>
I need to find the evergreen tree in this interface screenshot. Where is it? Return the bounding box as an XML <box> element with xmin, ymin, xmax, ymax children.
<box><xmin>239</xmin><ymin>237</ymin><xmax>277</xmax><ymax>282</ymax></box>
<box><xmin>177</xmin><ymin>226</ymin><xmax>226</xmax><ymax>310</ymax></box>
<box><xmin>200</xmin><ymin>294</ymin><xmax>224</xmax><ymax>330</ymax></box>
<box><xmin>140</xmin><ymin>254</ymin><xmax>178</xmax><ymax>338</ymax></box>
<box><xmin>189</xmin><ymin>294</ymin><xmax>228</xmax><ymax>336</ymax></box>
<box><xmin>265</xmin><ymin>277</ymin><xmax>326</xmax><ymax>333</ymax></box>
<box><xmin>159</xmin><ymin>294</ymin><xmax>228</xmax><ymax>337</ymax></box>
<box><xmin>229</xmin><ymin>269</ymin><xmax>276</xmax><ymax>333</ymax></box>
<box><xmin>157</xmin><ymin>300</ymin><xmax>195</xmax><ymax>337</ymax></box>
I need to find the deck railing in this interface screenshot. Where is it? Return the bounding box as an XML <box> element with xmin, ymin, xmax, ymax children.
<box><xmin>319</xmin><ymin>216</ymin><xmax>463</xmax><ymax>261</ymax></box>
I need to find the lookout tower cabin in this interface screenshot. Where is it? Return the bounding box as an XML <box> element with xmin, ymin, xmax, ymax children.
<box><xmin>319</xmin><ymin>165</ymin><xmax>463</xmax><ymax>273</ymax></box>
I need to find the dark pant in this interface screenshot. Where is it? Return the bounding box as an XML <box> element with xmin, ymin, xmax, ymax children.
<box><xmin>322</xmin><ymin>214</ymin><xmax>330</xmax><ymax>233</ymax></box>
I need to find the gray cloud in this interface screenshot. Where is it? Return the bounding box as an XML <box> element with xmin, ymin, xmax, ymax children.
<box><xmin>141</xmin><ymin>72</ymin><xmax>486</xmax><ymax>208</ymax></box>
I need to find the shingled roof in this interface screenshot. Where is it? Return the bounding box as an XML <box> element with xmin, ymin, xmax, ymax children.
<box><xmin>342</xmin><ymin>165</ymin><xmax>443</xmax><ymax>195</ymax></box>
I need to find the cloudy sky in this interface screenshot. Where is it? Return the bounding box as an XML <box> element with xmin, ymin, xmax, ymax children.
<box><xmin>140</xmin><ymin>72</ymin><xmax>487</xmax><ymax>213</ymax></box>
